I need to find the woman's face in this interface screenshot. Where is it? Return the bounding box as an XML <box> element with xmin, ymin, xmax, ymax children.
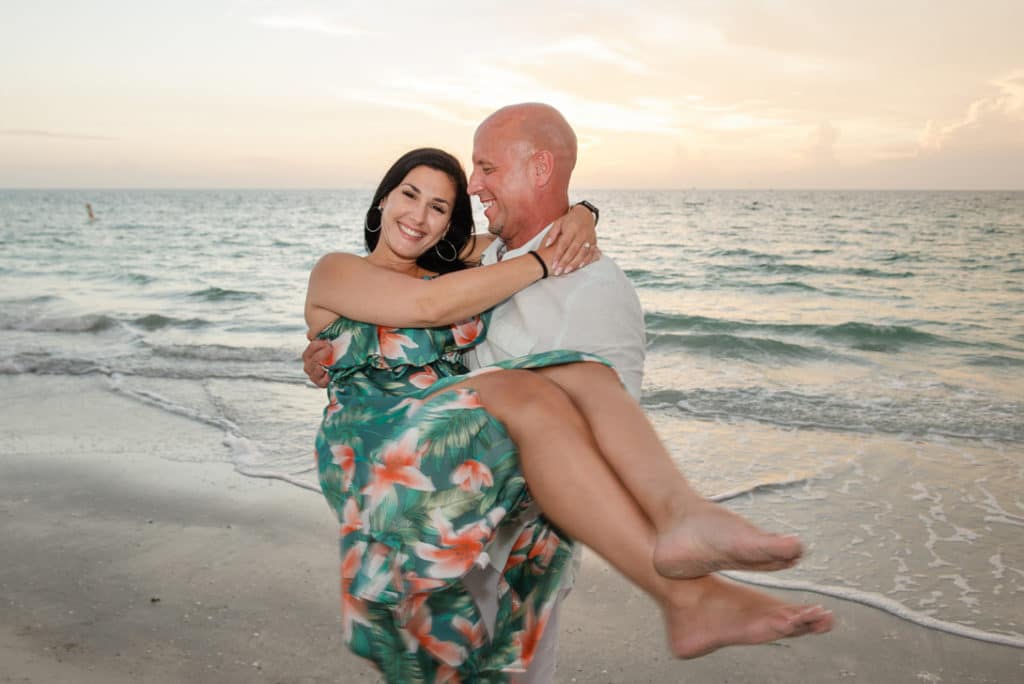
<box><xmin>377</xmin><ymin>165</ymin><xmax>457</xmax><ymax>260</ymax></box>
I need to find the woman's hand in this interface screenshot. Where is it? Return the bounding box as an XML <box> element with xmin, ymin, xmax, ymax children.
<box><xmin>545</xmin><ymin>202</ymin><xmax>600</xmax><ymax>275</ymax></box>
<box><xmin>534</xmin><ymin>233</ymin><xmax>601</xmax><ymax>279</ymax></box>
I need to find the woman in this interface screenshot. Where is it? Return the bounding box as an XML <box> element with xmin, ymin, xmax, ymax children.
<box><xmin>306</xmin><ymin>148</ymin><xmax>832</xmax><ymax>682</ymax></box>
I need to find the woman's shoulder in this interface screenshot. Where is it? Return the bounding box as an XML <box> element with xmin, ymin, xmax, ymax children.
<box><xmin>313</xmin><ymin>251</ymin><xmax>365</xmax><ymax>272</ymax></box>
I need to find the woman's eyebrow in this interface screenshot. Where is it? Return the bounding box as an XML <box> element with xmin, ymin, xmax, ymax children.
<box><xmin>403</xmin><ymin>182</ymin><xmax>450</xmax><ymax>205</ymax></box>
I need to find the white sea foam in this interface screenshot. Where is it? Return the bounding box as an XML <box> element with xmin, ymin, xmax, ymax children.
<box><xmin>722</xmin><ymin>572</ymin><xmax>1024</xmax><ymax>648</ymax></box>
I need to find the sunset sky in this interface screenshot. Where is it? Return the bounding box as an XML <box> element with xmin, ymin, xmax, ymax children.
<box><xmin>2</xmin><ymin>1</ymin><xmax>1022</xmax><ymax>189</ymax></box>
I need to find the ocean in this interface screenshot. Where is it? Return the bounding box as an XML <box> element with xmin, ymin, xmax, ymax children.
<box><xmin>1</xmin><ymin>188</ymin><xmax>1022</xmax><ymax>649</ymax></box>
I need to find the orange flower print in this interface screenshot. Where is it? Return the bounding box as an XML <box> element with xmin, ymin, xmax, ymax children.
<box><xmin>330</xmin><ymin>443</ymin><xmax>356</xmax><ymax>489</ymax></box>
<box><xmin>378</xmin><ymin>328</ymin><xmax>417</xmax><ymax>360</ymax></box>
<box><xmin>450</xmin><ymin>615</ymin><xmax>487</xmax><ymax>649</ymax></box>
<box><xmin>503</xmin><ymin>527</ymin><xmax>535</xmax><ymax>573</ymax></box>
<box><xmin>413</xmin><ymin>510</ymin><xmax>491</xmax><ymax>579</ymax></box>
<box><xmin>450</xmin><ymin>459</ymin><xmax>493</xmax><ymax>493</ymax></box>
<box><xmin>451</xmin><ymin>317</ymin><xmax>484</xmax><ymax>347</ymax></box>
<box><xmin>409</xmin><ymin>366</ymin><xmax>439</xmax><ymax>389</ymax></box>
<box><xmin>527</xmin><ymin>527</ymin><xmax>561</xmax><ymax>572</ymax></box>
<box><xmin>326</xmin><ymin>331</ymin><xmax>353</xmax><ymax>367</ymax></box>
<box><xmin>340</xmin><ymin>542</ymin><xmax>371</xmax><ymax>642</ymax></box>
<box><xmin>361</xmin><ymin>429</ymin><xmax>435</xmax><ymax>510</ymax></box>
<box><xmin>325</xmin><ymin>395</ymin><xmax>343</xmax><ymax>418</ymax></box>
<box><xmin>404</xmin><ymin>602</ymin><xmax>468</xmax><ymax>667</ymax></box>
<box><xmin>512</xmin><ymin>601</ymin><xmax>553</xmax><ymax>671</ymax></box>
<box><xmin>340</xmin><ymin>497</ymin><xmax>362</xmax><ymax>537</ymax></box>
<box><xmin>390</xmin><ymin>396</ymin><xmax>426</xmax><ymax>417</ymax></box>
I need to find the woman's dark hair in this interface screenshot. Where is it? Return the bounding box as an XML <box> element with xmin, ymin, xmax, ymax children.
<box><xmin>364</xmin><ymin>148</ymin><xmax>475</xmax><ymax>274</ymax></box>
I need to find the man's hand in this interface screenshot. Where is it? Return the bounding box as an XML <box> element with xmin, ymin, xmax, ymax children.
<box><xmin>302</xmin><ymin>338</ymin><xmax>332</xmax><ymax>388</ymax></box>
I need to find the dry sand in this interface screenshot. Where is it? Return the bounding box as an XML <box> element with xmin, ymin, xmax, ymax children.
<box><xmin>2</xmin><ymin>375</ymin><xmax>1021</xmax><ymax>683</ymax></box>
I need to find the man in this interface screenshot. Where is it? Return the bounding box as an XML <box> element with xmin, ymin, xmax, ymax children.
<box><xmin>460</xmin><ymin>103</ymin><xmax>646</xmax><ymax>682</ymax></box>
<box><xmin>304</xmin><ymin>103</ymin><xmax>832</xmax><ymax>681</ymax></box>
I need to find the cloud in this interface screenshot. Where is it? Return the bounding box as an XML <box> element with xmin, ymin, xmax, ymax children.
<box><xmin>918</xmin><ymin>70</ymin><xmax>1024</xmax><ymax>152</ymax></box>
<box><xmin>252</xmin><ymin>14</ymin><xmax>365</xmax><ymax>37</ymax></box>
<box><xmin>0</xmin><ymin>129</ymin><xmax>115</xmax><ymax>141</ymax></box>
<box><xmin>340</xmin><ymin>90</ymin><xmax>479</xmax><ymax>128</ymax></box>
<box><xmin>520</xmin><ymin>35</ymin><xmax>649</xmax><ymax>75</ymax></box>
<box><xmin>803</xmin><ymin>121</ymin><xmax>840</xmax><ymax>165</ymax></box>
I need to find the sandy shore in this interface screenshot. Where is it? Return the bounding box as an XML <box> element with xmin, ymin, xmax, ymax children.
<box><xmin>1</xmin><ymin>375</ymin><xmax>1021</xmax><ymax>683</ymax></box>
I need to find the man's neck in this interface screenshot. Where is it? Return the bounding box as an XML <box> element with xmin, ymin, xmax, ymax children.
<box><xmin>503</xmin><ymin>204</ymin><xmax>570</xmax><ymax>250</ymax></box>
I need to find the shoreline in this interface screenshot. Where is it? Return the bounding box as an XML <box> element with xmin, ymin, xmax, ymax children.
<box><xmin>1</xmin><ymin>374</ymin><xmax>1021</xmax><ymax>683</ymax></box>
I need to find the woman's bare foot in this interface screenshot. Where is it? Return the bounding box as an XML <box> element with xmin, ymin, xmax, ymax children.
<box><xmin>663</xmin><ymin>575</ymin><xmax>834</xmax><ymax>658</ymax></box>
<box><xmin>653</xmin><ymin>501</ymin><xmax>804</xmax><ymax>579</ymax></box>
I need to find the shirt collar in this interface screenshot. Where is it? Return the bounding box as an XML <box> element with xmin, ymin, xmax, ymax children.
<box><xmin>484</xmin><ymin>225</ymin><xmax>554</xmax><ymax>264</ymax></box>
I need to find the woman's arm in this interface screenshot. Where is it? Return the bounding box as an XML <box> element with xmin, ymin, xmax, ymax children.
<box><xmin>305</xmin><ymin>249</ymin><xmax>550</xmax><ymax>333</ymax></box>
<box><xmin>461</xmin><ymin>203</ymin><xmax>599</xmax><ymax>268</ymax></box>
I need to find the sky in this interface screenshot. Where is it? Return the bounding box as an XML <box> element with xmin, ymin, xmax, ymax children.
<box><xmin>2</xmin><ymin>0</ymin><xmax>1022</xmax><ymax>189</ymax></box>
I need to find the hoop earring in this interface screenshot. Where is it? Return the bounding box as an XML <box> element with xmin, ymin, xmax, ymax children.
<box><xmin>365</xmin><ymin>207</ymin><xmax>382</xmax><ymax>233</ymax></box>
<box><xmin>434</xmin><ymin>238</ymin><xmax>458</xmax><ymax>263</ymax></box>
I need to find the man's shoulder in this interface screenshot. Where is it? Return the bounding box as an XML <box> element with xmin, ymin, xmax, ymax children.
<box><xmin>571</xmin><ymin>255</ymin><xmax>638</xmax><ymax>295</ymax></box>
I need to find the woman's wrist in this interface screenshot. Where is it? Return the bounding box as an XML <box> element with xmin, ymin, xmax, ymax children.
<box><xmin>526</xmin><ymin>250</ymin><xmax>549</xmax><ymax>279</ymax></box>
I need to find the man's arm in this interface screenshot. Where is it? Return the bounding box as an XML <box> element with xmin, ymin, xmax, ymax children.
<box><xmin>302</xmin><ymin>339</ymin><xmax>331</xmax><ymax>388</ymax></box>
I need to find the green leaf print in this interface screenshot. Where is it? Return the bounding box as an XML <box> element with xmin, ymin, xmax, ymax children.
<box><xmin>420</xmin><ymin>486</ymin><xmax>484</xmax><ymax>524</ymax></box>
<box><xmin>418</xmin><ymin>406</ymin><xmax>492</xmax><ymax>468</ymax></box>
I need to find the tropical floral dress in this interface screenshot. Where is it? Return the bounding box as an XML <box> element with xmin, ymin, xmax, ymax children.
<box><xmin>314</xmin><ymin>311</ymin><xmax>608</xmax><ymax>683</ymax></box>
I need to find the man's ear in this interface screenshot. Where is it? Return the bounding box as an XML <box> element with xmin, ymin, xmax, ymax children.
<box><xmin>531</xmin><ymin>149</ymin><xmax>555</xmax><ymax>188</ymax></box>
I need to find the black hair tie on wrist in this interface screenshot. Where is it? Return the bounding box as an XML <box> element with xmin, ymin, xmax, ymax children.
<box><xmin>527</xmin><ymin>250</ymin><xmax>548</xmax><ymax>279</ymax></box>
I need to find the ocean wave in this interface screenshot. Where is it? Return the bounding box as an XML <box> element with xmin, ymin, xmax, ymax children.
<box><xmin>130</xmin><ymin>314</ymin><xmax>211</xmax><ymax>331</ymax></box>
<box><xmin>647</xmin><ymin>332</ymin><xmax>838</xmax><ymax>362</ymax></box>
<box><xmin>0</xmin><ymin>357</ymin><xmax>305</xmax><ymax>385</ymax></box>
<box><xmin>0</xmin><ymin>310</ymin><xmax>214</xmax><ymax>335</ymax></box>
<box><xmin>187</xmin><ymin>286</ymin><xmax>263</xmax><ymax>301</ymax></box>
<box><xmin>964</xmin><ymin>354</ymin><xmax>1024</xmax><ymax>367</ymax></box>
<box><xmin>2</xmin><ymin>313</ymin><xmax>120</xmax><ymax>334</ymax></box>
<box><xmin>653</xmin><ymin>386</ymin><xmax>1024</xmax><ymax>443</ymax></box>
<box><xmin>623</xmin><ymin>268</ymin><xmax>690</xmax><ymax>289</ymax></box>
<box><xmin>644</xmin><ymin>313</ymin><xmax>965</xmax><ymax>352</ymax></box>
<box><xmin>762</xmin><ymin>280</ymin><xmax>820</xmax><ymax>291</ymax></box>
<box><xmin>118</xmin><ymin>271</ymin><xmax>156</xmax><ymax>285</ymax></box>
<box><xmin>710</xmin><ymin>262</ymin><xmax>915</xmax><ymax>279</ymax></box>
<box><xmin>877</xmin><ymin>251</ymin><xmax>923</xmax><ymax>263</ymax></box>
<box><xmin>707</xmin><ymin>248</ymin><xmax>784</xmax><ymax>260</ymax></box>
<box><xmin>148</xmin><ymin>342</ymin><xmax>297</xmax><ymax>363</ymax></box>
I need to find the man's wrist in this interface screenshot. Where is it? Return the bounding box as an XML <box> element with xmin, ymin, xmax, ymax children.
<box><xmin>574</xmin><ymin>200</ymin><xmax>599</xmax><ymax>227</ymax></box>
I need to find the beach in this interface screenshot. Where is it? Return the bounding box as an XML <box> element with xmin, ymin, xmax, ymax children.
<box><xmin>3</xmin><ymin>374</ymin><xmax>1021</xmax><ymax>683</ymax></box>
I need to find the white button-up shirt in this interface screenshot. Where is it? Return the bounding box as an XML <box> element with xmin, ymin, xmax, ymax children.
<box><xmin>465</xmin><ymin>225</ymin><xmax>646</xmax><ymax>399</ymax></box>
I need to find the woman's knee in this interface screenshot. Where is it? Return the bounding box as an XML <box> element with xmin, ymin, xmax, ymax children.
<box><xmin>479</xmin><ymin>369</ymin><xmax>570</xmax><ymax>417</ymax></box>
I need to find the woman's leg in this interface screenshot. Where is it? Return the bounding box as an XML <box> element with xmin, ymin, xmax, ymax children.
<box><xmin>426</xmin><ymin>370</ymin><xmax>833</xmax><ymax>655</ymax></box>
<box><xmin>532</xmin><ymin>362</ymin><xmax>803</xmax><ymax>578</ymax></box>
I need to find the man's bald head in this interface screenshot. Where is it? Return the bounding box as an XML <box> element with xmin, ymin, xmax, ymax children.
<box><xmin>468</xmin><ymin>103</ymin><xmax>580</xmax><ymax>248</ymax></box>
<box><xmin>477</xmin><ymin>103</ymin><xmax>578</xmax><ymax>179</ymax></box>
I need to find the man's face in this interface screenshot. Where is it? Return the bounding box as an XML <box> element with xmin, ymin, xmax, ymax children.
<box><xmin>468</xmin><ymin>122</ymin><xmax>535</xmax><ymax>245</ymax></box>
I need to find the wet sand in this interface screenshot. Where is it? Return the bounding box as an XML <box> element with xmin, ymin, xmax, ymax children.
<box><xmin>1</xmin><ymin>375</ymin><xmax>1021</xmax><ymax>683</ymax></box>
